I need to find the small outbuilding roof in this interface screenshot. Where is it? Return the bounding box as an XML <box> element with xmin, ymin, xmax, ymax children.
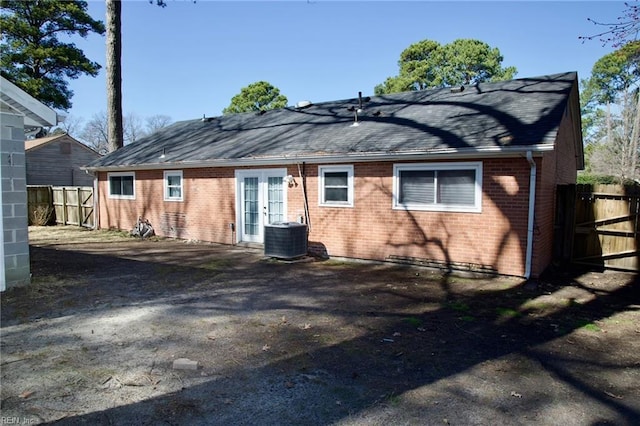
<box><xmin>86</xmin><ymin>72</ymin><xmax>582</xmax><ymax>171</ymax></box>
<box><xmin>25</xmin><ymin>133</ymin><xmax>99</xmax><ymax>155</ymax></box>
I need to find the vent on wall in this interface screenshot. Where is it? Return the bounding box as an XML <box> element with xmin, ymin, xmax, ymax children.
<box><xmin>264</xmin><ymin>222</ymin><xmax>308</xmax><ymax>259</ymax></box>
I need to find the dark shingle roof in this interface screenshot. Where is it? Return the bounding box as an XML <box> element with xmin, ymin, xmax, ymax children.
<box><xmin>86</xmin><ymin>72</ymin><xmax>579</xmax><ymax>170</ymax></box>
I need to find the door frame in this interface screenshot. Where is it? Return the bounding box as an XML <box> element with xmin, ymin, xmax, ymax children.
<box><xmin>234</xmin><ymin>168</ymin><xmax>287</xmax><ymax>244</ymax></box>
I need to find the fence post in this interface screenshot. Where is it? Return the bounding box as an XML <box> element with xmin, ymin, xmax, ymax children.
<box><xmin>62</xmin><ymin>188</ymin><xmax>67</xmax><ymax>225</ymax></box>
<box><xmin>77</xmin><ymin>187</ymin><xmax>82</xmax><ymax>227</ymax></box>
<box><xmin>47</xmin><ymin>186</ymin><xmax>53</xmax><ymax>225</ymax></box>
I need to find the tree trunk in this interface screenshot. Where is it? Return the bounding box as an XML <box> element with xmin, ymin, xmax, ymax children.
<box><xmin>106</xmin><ymin>0</ymin><xmax>123</xmax><ymax>152</ymax></box>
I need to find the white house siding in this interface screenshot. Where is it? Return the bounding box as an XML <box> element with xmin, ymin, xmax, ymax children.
<box><xmin>1</xmin><ymin>112</ymin><xmax>30</xmax><ymax>290</ymax></box>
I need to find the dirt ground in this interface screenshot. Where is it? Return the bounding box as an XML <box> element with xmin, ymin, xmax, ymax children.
<box><xmin>1</xmin><ymin>226</ymin><xmax>639</xmax><ymax>425</ymax></box>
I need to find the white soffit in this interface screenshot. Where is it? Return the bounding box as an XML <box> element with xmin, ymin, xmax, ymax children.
<box><xmin>0</xmin><ymin>76</ymin><xmax>57</xmax><ymax>127</ymax></box>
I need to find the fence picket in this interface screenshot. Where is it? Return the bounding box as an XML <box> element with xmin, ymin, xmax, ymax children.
<box><xmin>558</xmin><ymin>183</ymin><xmax>640</xmax><ymax>271</ymax></box>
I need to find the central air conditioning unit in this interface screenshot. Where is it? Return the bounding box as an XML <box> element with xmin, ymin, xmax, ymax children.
<box><xmin>264</xmin><ymin>222</ymin><xmax>308</xmax><ymax>259</ymax></box>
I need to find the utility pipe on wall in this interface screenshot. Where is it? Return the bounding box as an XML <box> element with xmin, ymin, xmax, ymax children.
<box><xmin>297</xmin><ymin>162</ymin><xmax>311</xmax><ymax>231</ymax></box>
<box><xmin>525</xmin><ymin>151</ymin><xmax>537</xmax><ymax>280</ymax></box>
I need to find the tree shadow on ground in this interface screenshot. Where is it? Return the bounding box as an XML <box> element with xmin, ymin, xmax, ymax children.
<box><xmin>1</xmin><ymin>237</ymin><xmax>638</xmax><ymax>425</ymax></box>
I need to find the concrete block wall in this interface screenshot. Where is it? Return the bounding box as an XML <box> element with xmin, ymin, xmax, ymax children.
<box><xmin>1</xmin><ymin>112</ymin><xmax>30</xmax><ymax>291</ymax></box>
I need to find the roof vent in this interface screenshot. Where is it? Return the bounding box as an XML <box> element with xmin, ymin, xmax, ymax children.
<box><xmin>295</xmin><ymin>100</ymin><xmax>312</xmax><ymax>109</ymax></box>
<box><xmin>358</xmin><ymin>91</ymin><xmax>370</xmax><ymax>110</ymax></box>
<box><xmin>450</xmin><ymin>86</ymin><xmax>465</xmax><ymax>93</ymax></box>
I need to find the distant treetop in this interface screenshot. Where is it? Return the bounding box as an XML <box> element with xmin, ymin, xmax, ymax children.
<box><xmin>374</xmin><ymin>38</ymin><xmax>517</xmax><ymax>95</ymax></box>
<box><xmin>223</xmin><ymin>81</ymin><xmax>288</xmax><ymax>115</ymax></box>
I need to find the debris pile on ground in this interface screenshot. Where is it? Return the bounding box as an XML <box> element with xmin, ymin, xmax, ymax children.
<box><xmin>131</xmin><ymin>216</ymin><xmax>155</xmax><ymax>239</ymax></box>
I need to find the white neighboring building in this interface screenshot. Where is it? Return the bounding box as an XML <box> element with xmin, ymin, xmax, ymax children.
<box><xmin>1</xmin><ymin>76</ymin><xmax>58</xmax><ymax>291</ymax></box>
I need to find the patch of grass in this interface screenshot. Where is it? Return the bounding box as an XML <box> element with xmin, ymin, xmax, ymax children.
<box><xmin>201</xmin><ymin>258</ymin><xmax>232</xmax><ymax>271</ymax></box>
<box><xmin>447</xmin><ymin>301</ymin><xmax>470</xmax><ymax>312</ymax></box>
<box><xmin>521</xmin><ymin>298</ymin><xmax>572</xmax><ymax>313</ymax></box>
<box><xmin>496</xmin><ymin>307</ymin><xmax>521</xmax><ymax>319</ymax></box>
<box><xmin>404</xmin><ymin>316</ymin><xmax>423</xmax><ymax>327</ymax></box>
<box><xmin>386</xmin><ymin>393</ymin><xmax>402</xmax><ymax>406</ymax></box>
<box><xmin>577</xmin><ymin>320</ymin><xmax>601</xmax><ymax>332</ymax></box>
<box><xmin>459</xmin><ymin>315</ymin><xmax>476</xmax><ymax>322</ymax></box>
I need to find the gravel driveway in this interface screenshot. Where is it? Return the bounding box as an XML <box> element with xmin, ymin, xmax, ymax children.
<box><xmin>1</xmin><ymin>226</ymin><xmax>639</xmax><ymax>425</ymax></box>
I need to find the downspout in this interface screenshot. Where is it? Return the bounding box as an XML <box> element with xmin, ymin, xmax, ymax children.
<box><xmin>297</xmin><ymin>162</ymin><xmax>310</xmax><ymax>231</ymax></box>
<box><xmin>90</xmin><ymin>170</ymin><xmax>99</xmax><ymax>230</ymax></box>
<box><xmin>525</xmin><ymin>151</ymin><xmax>537</xmax><ymax>279</ymax></box>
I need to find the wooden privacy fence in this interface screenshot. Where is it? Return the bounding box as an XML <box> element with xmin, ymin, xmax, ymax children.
<box><xmin>27</xmin><ymin>186</ymin><xmax>94</xmax><ymax>228</ymax></box>
<box><xmin>53</xmin><ymin>186</ymin><xmax>94</xmax><ymax>228</ymax></box>
<box><xmin>556</xmin><ymin>184</ymin><xmax>640</xmax><ymax>271</ymax></box>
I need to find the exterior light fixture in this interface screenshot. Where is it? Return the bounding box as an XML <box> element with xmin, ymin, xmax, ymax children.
<box><xmin>283</xmin><ymin>175</ymin><xmax>297</xmax><ymax>187</ymax></box>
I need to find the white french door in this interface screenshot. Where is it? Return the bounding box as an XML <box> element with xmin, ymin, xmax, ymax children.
<box><xmin>235</xmin><ymin>169</ymin><xmax>286</xmax><ymax>243</ymax></box>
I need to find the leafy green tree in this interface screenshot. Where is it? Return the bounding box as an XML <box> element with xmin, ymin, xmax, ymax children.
<box><xmin>375</xmin><ymin>39</ymin><xmax>517</xmax><ymax>95</ymax></box>
<box><xmin>223</xmin><ymin>81</ymin><xmax>288</xmax><ymax>115</ymax></box>
<box><xmin>0</xmin><ymin>0</ymin><xmax>105</xmax><ymax>110</ymax></box>
<box><xmin>581</xmin><ymin>41</ymin><xmax>640</xmax><ymax>181</ymax></box>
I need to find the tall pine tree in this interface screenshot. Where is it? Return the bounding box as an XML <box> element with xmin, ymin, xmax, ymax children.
<box><xmin>0</xmin><ymin>0</ymin><xmax>105</xmax><ymax>110</ymax></box>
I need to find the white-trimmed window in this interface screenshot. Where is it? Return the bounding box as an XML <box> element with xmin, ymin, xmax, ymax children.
<box><xmin>164</xmin><ymin>170</ymin><xmax>183</xmax><ymax>201</ymax></box>
<box><xmin>318</xmin><ymin>165</ymin><xmax>354</xmax><ymax>207</ymax></box>
<box><xmin>393</xmin><ymin>162</ymin><xmax>482</xmax><ymax>212</ymax></box>
<box><xmin>108</xmin><ymin>172</ymin><xmax>135</xmax><ymax>199</ymax></box>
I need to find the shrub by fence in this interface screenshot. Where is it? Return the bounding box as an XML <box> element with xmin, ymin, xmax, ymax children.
<box><xmin>27</xmin><ymin>186</ymin><xmax>54</xmax><ymax>226</ymax></box>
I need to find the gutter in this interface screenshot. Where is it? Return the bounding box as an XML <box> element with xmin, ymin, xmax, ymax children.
<box><xmin>524</xmin><ymin>151</ymin><xmax>537</xmax><ymax>280</ymax></box>
<box><xmin>83</xmin><ymin>144</ymin><xmax>556</xmax><ymax>173</ymax></box>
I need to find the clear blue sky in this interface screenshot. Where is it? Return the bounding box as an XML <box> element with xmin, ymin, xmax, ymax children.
<box><xmin>64</xmin><ymin>0</ymin><xmax>625</xmax><ymax>125</ymax></box>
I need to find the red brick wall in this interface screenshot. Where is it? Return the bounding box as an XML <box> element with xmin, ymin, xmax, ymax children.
<box><xmin>98</xmin><ymin>157</ymin><xmax>539</xmax><ymax>277</ymax></box>
<box><xmin>531</xmin><ymin>108</ymin><xmax>581</xmax><ymax>276</ymax></box>
<box><xmin>294</xmin><ymin>159</ymin><xmax>531</xmax><ymax>277</ymax></box>
<box><xmin>98</xmin><ymin>168</ymin><xmax>238</xmax><ymax>244</ymax></box>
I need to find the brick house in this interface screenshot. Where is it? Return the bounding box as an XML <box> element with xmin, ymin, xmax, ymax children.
<box><xmin>25</xmin><ymin>133</ymin><xmax>100</xmax><ymax>186</ymax></box>
<box><xmin>85</xmin><ymin>72</ymin><xmax>583</xmax><ymax>278</ymax></box>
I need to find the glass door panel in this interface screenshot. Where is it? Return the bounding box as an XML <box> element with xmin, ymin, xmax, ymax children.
<box><xmin>267</xmin><ymin>176</ymin><xmax>284</xmax><ymax>224</ymax></box>
<box><xmin>243</xmin><ymin>177</ymin><xmax>259</xmax><ymax>237</ymax></box>
<box><xmin>236</xmin><ymin>169</ymin><xmax>286</xmax><ymax>244</ymax></box>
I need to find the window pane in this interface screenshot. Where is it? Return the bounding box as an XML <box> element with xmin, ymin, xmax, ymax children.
<box><xmin>169</xmin><ymin>187</ymin><xmax>181</xmax><ymax>198</ymax></box>
<box><xmin>167</xmin><ymin>175</ymin><xmax>181</xmax><ymax>186</ymax></box>
<box><xmin>122</xmin><ymin>176</ymin><xmax>134</xmax><ymax>196</ymax></box>
<box><xmin>325</xmin><ymin>172</ymin><xmax>347</xmax><ymax>187</ymax></box>
<box><xmin>325</xmin><ymin>187</ymin><xmax>348</xmax><ymax>202</ymax></box>
<box><xmin>438</xmin><ymin>170</ymin><xmax>475</xmax><ymax>205</ymax></box>
<box><xmin>110</xmin><ymin>176</ymin><xmax>122</xmax><ymax>195</ymax></box>
<box><xmin>400</xmin><ymin>170</ymin><xmax>434</xmax><ymax>204</ymax></box>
